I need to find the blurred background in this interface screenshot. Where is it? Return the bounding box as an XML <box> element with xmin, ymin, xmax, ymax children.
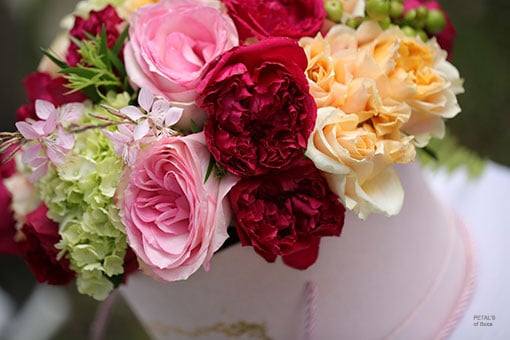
<box><xmin>0</xmin><ymin>0</ymin><xmax>509</xmax><ymax>339</ymax></box>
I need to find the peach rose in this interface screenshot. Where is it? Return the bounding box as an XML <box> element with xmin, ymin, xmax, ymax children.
<box><xmin>306</xmin><ymin>107</ymin><xmax>405</xmax><ymax>219</ymax></box>
<box><xmin>360</xmin><ymin>25</ymin><xmax>464</xmax><ymax>146</ymax></box>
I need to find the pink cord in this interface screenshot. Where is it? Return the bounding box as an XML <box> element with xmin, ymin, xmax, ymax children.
<box><xmin>434</xmin><ymin>215</ymin><xmax>478</xmax><ymax>340</ymax></box>
<box><xmin>304</xmin><ymin>281</ymin><xmax>318</xmax><ymax>340</ymax></box>
<box><xmin>89</xmin><ymin>289</ymin><xmax>120</xmax><ymax>340</ymax></box>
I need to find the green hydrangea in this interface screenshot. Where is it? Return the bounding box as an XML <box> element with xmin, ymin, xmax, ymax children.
<box><xmin>38</xmin><ymin>98</ymin><xmax>132</xmax><ymax>301</ymax></box>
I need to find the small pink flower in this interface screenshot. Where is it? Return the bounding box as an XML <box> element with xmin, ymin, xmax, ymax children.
<box><xmin>15</xmin><ymin>100</ymin><xmax>83</xmax><ymax>181</ymax></box>
<box><xmin>120</xmin><ymin>133</ymin><xmax>238</xmax><ymax>282</ymax></box>
<box><xmin>104</xmin><ymin>89</ymin><xmax>183</xmax><ymax>166</ymax></box>
<box><xmin>121</xmin><ymin>88</ymin><xmax>183</xmax><ymax>139</ymax></box>
<box><xmin>103</xmin><ymin>125</ymin><xmax>141</xmax><ymax>167</ymax></box>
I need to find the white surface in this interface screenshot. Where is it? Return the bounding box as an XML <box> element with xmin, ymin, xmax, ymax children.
<box><xmin>425</xmin><ymin>162</ymin><xmax>510</xmax><ymax>339</ymax></box>
<box><xmin>1</xmin><ymin>285</ymin><xmax>70</xmax><ymax>340</ymax></box>
<box><xmin>0</xmin><ymin>288</ymin><xmax>14</xmax><ymax>336</ymax></box>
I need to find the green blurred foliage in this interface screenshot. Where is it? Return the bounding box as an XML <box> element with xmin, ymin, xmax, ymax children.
<box><xmin>442</xmin><ymin>0</ymin><xmax>510</xmax><ymax>166</ymax></box>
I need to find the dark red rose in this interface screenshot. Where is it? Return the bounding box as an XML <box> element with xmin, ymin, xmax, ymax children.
<box><xmin>404</xmin><ymin>0</ymin><xmax>457</xmax><ymax>58</ymax></box>
<box><xmin>197</xmin><ymin>38</ymin><xmax>317</xmax><ymax>177</ymax></box>
<box><xmin>0</xmin><ymin>149</ymin><xmax>19</xmax><ymax>255</ymax></box>
<box><xmin>228</xmin><ymin>158</ymin><xmax>345</xmax><ymax>270</ymax></box>
<box><xmin>122</xmin><ymin>247</ymin><xmax>139</xmax><ymax>282</ymax></box>
<box><xmin>222</xmin><ymin>0</ymin><xmax>325</xmax><ymax>42</ymax></box>
<box><xmin>66</xmin><ymin>5</ymin><xmax>124</xmax><ymax>66</ymax></box>
<box><xmin>16</xmin><ymin>72</ymin><xmax>86</xmax><ymax>121</ymax></box>
<box><xmin>18</xmin><ymin>204</ymin><xmax>75</xmax><ymax>285</ymax></box>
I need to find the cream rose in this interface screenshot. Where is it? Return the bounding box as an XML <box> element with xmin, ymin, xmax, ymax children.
<box><xmin>306</xmin><ymin>107</ymin><xmax>404</xmax><ymax>219</ymax></box>
<box><xmin>360</xmin><ymin>26</ymin><xmax>464</xmax><ymax>146</ymax></box>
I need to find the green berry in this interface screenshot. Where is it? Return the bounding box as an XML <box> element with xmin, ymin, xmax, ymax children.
<box><xmin>366</xmin><ymin>0</ymin><xmax>390</xmax><ymax>21</ymax></box>
<box><xmin>403</xmin><ymin>9</ymin><xmax>416</xmax><ymax>23</ymax></box>
<box><xmin>379</xmin><ymin>17</ymin><xmax>392</xmax><ymax>30</ymax></box>
<box><xmin>415</xmin><ymin>5</ymin><xmax>428</xmax><ymax>20</ymax></box>
<box><xmin>417</xmin><ymin>29</ymin><xmax>428</xmax><ymax>41</ymax></box>
<box><xmin>401</xmin><ymin>25</ymin><xmax>416</xmax><ymax>37</ymax></box>
<box><xmin>389</xmin><ymin>1</ymin><xmax>404</xmax><ymax>19</ymax></box>
<box><xmin>426</xmin><ymin>9</ymin><xmax>446</xmax><ymax>34</ymax></box>
<box><xmin>325</xmin><ymin>0</ymin><xmax>344</xmax><ymax>23</ymax></box>
<box><xmin>346</xmin><ymin>17</ymin><xmax>363</xmax><ymax>29</ymax></box>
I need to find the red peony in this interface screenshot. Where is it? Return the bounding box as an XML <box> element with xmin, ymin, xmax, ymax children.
<box><xmin>228</xmin><ymin>158</ymin><xmax>345</xmax><ymax>270</ymax></box>
<box><xmin>222</xmin><ymin>0</ymin><xmax>325</xmax><ymax>43</ymax></box>
<box><xmin>18</xmin><ymin>204</ymin><xmax>75</xmax><ymax>285</ymax></box>
<box><xmin>197</xmin><ymin>38</ymin><xmax>317</xmax><ymax>177</ymax></box>
<box><xmin>404</xmin><ymin>0</ymin><xmax>457</xmax><ymax>58</ymax></box>
<box><xmin>16</xmin><ymin>72</ymin><xmax>86</xmax><ymax>121</ymax></box>
<box><xmin>66</xmin><ymin>5</ymin><xmax>124</xmax><ymax>66</ymax></box>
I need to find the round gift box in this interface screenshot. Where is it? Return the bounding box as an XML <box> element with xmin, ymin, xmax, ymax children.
<box><xmin>121</xmin><ymin>164</ymin><xmax>476</xmax><ymax>340</ymax></box>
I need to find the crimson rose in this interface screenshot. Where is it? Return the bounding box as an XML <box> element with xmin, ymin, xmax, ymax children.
<box><xmin>228</xmin><ymin>158</ymin><xmax>345</xmax><ymax>270</ymax></box>
<box><xmin>197</xmin><ymin>38</ymin><xmax>317</xmax><ymax>177</ymax></box>
<box><xmin>18</xmin><ymin>204</ymin><xmax>75</xmax><ymax>285</ymax></box>
<box><xmin>222</xmin><ymin>0</ymin><xmax>325</xmax><ymax>42</ymax></box>
<box><xmin>0</xmin><ymin>152</ymin><xmax>17</xmax><ymax>255</ymax></box>
<box><xmin>66</xmin><ymin>5</ymin><xmax>124</xmax><ymax>66</ymax></box>
<box><xmin>16</xmin><ymin>72</ymin><xmax>86</xmax><ymax>121</ymax></box>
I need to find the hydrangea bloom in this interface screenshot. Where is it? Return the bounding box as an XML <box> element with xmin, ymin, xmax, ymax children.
<box><xmin>37</xmin><ymin>126</ymin><xmax>129</xmax><ymax>300</ymax></box>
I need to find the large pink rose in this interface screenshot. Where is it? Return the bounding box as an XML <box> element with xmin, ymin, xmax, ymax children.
<box><xmin>124</xmin><ymin>0</ymin><xmax>239</xmax><ymax>103</ymax></box>
<box><xmin>228</xmin><ymin>158</ymin><xmax>345</xmax><ymax>270</ymax></box>
<box><xmin>222</xmin><ymin>0</ymin><xmax>325</xmax><ymax>42</ymax></box>
<box><xmin>197</xmin><ymin>37</ymin><xmax>317</xmax><ymax>177</ymax></box>
<box><xmin>120</xmin><ymin>133</ymin><xmax>238</xmax><ymax>282</ymax></box>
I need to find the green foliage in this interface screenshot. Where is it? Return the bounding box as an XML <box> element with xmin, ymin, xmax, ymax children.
<box><xmin>417</xmin><ymin>130</ymin><xmax>486</xmax><ymax>178</ymax></box>
<box><xmin>43</xmin><ymin>25</ymin><xmax>132</xmax><ymax>103</ymax></box>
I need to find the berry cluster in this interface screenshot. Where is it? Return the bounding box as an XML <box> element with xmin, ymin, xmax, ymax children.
<box><xmin>324</xmin><ymin>0</ymin><xmax>447</xmax><ymax>41</ymax></box>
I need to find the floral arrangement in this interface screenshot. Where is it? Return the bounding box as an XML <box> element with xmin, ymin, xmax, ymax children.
<box><xmin>0</xmin><ymin>0</ymin><xmax>463</xmax><ymax>300</ymax></box>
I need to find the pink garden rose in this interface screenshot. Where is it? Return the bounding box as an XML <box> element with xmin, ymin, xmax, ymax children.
<box><xmin>124</xmin><ymin>0</ymin><xmax>239</xmax><ymax>104</ymax></box>
<box><xmin>197</xmin><ymin>38</ymin><xmax>317</xmax><ymax>177</ymax></box>
<box><xmin>120</xmin><ymin>133</ymin><xmax>238</xmax><ymax>282</ymax></box>
<box><xmin>222</xmin><ymin>0</ymin><xmax>325</xmax><ymax>43</ymax></box>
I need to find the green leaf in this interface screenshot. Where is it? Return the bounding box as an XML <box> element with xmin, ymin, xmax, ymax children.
<box><xmin>189</xmin><ymin>119</ymin><xmax>201</xmax><ymax>133</ymax></box>
<box><xmin>107</xmin><ymin>49</ymin><xmax>126</xmax><ymax>78</ymax></box>
<box><xmin>417</xmin><ymin>130</ymin><xmax>486</xmax><ymax>178</ymax></box>
<box><xmin>60</xmin><ymin>67</ymin><xmax>99</xmax><ymax>79</ymax></box>
<box><xmin>420</xmin><ymin>146</ymin><xmax>438</xmax><ymax>161</ymax></box>
<box><xmin>99</xmin><ymin>25</ymin><xmax>111</xmax><ymax>69</ymax></box>
<box><xmin>112</xmin><ymin>26</ymin><xmax>129</xmax><ymax>56</ymax></box>
<box><xmin>41</xmin><ymin>48</ymin><xmax>69</xmax><ymax>69</ymax></box>
<box><xmin>204</xmin><ymin>156</ymin><xmax>215</xmax><ymax>183</ymax></box>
